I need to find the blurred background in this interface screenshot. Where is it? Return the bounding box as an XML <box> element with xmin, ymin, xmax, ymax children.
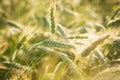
<box><xmin>0</xmin><ymin>0</ymin><xmax>120</xmax><ymax>80</ymax></box>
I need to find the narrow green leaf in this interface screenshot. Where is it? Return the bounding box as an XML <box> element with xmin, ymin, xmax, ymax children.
<box><xmin>65</xmin><ymin>36</ymin><xmax>88</xmax><ymax>39</ymax></box>
<box><xmin>12</xmin><ymin>36</ymin><xmax>26</xmax><ymax>62</ymax></box>
<box><xmin>16</xmin><ymin>36</ymin><xmax>26</xmax><ymax>49</ymax></box>
<box><xmin>107</xmin><ymin>18</ymin><xmax>120</xmax><ymax>27</ymax></box>
<box><xmin>111</xmin><ymin>8</ymin><xmax>120</xmax><ymax>19</ymax></box>
<box><xmin>7</xmin><ymin>21</ymin><xmax>23</xmax><ymax>31</ymax></box>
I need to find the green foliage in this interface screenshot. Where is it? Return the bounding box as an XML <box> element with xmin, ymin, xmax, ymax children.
<box><xmin>111</xmin><ymin>8</ymin><xmax>120</xmax><ymax>19</ymax></box>
<box><xmin>107</xmin><ymin>39</ymin><xmax>120</xmax><ymax>60</ymax></box>
<box><xmin>16</xmin><ymin>36</ymin><xmax>26</xmax><ymax>49</ymax></box>
<box><xmin>12</xmin><ymin>35</ymin><xmax>26</xmax><ymax>62</ymax></box>
<box><xmin>113</xmin><ymin>39</ymin><xmax>120</xmax><ymax>49</ymax></box>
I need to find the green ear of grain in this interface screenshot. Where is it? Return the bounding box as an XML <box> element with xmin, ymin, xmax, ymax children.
<box><xmin>107</xmin><ymin>18</ymin><xmax>120</xmax><ymax>27</ymax></box>
<box><xmin>57</xmin><ymin>24</ymin><xmax>67</xmax><ymax>38</ymax></box>
<box><xmin>94</xmin><ymin>49</ymin><xmax>106</xmax><ymax>64</ymax></box>
<box><xmin>81</xmin><ymin>34</ymin><xmax>109</xmax><ymax>57</ymax></box>
<box><xmin>7</xmin><ymin>21</ymin><xmax>23</xmax><ymax>31</ymax></box>
<box><xmin>30</xmin><ymin>39</ymin><xmax>74</xmax><ymax>50</ymax></box>
<box><xmin>40</xmin><ymin>39</ymin><xmax>74</xmax><ymax>48</ymax></box>
<box><xmin>59</xmin><ymin>53</ymin><xmax>77</xmax><ymax>71</ymax></box>
<box><xmin>50</xmin><ymin>7</ymin><xmax>56</xmax><ymax>34</ymax></box>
